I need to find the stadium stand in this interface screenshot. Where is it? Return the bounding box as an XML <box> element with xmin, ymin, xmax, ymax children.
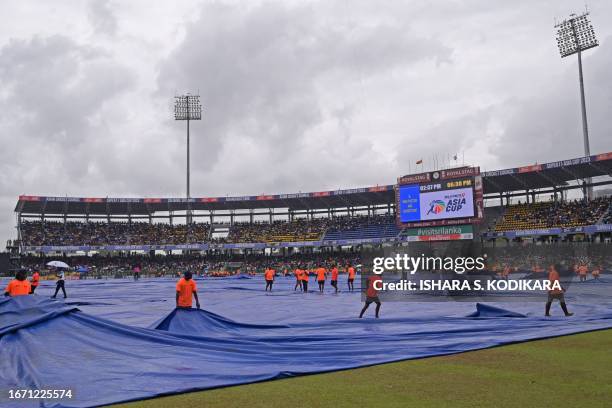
<box><xmin>322</xmin><ymin>214</ymin><xmax>399</xmax><ymax>241</ymax></box>
<box><xmin>18</xmin><ymin>198</ymin><xmax>612</xmax><ymax>247</ymax></box>
<box><xmin>21</xmin><ymin>221</ymin><xmax>210</xmax><ymax>246</ymax></box>
<box><xmin>226</xmin><ymin>218</ymin><xmax>329</xmax><ymax>243</ymax></box>
<box><xmin>20</xmin><ymin>214</ymin><xmax>399</xmax><ymax>246</ymax></box>
<box><xmin>493</xmin><ymin>197</ymin><xmax>611</xmax><ymax>232</ymax></box>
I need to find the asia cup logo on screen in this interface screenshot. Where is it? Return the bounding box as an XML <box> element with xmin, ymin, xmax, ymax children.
<box><xmin>427</xmin><ymin>192</ymin><xmax>466</xmax><ymax>215</ymax></box>
<box><xmin>427</xmin><ymin>200</ymin><xmax>446</xmax><ymax>215</ymax></box>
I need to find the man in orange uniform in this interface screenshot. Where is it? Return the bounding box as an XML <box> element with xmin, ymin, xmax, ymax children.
<box><xmin>545</xmin><ymin>264</ymin><xmax>572</xmax><ymax>317</ymax></box>
<box><xmin>359</xmin><ymin>273</ymin><xmax>382</xmax><ymax>318</ymax></box>
<box><xmin>592</xmin><ymin>266</ymin><xmax>601</xmax><ymax>281</ymax></box>
<box><xmin>264</xmin><ymin>267</ymin><xmax>276</xmax><ymax>291</ymax></box>
<box><xmin>316</xmin><ymin>266</ymin><xmax>327</xmax><ymax>293</ymax></box>
<box><xmin>347</xmin><ymin>264</ymin><xmax>356</xmax><ymax>292</ymax></box>
<box><xmin>330</xmin><ymin>264</ymin><xmax>339</xmax><ymax>293</ymax></box>
<box><xmin>5</xmin><ymin>270</ymin><xmax>31</xmax><ymax>297</ymax></box>
<box><xmin>294</xmin><ymin>267</ymin><xmax>303</xmax><ymax>291</ymax></box>
<box><xmin>30</xmin><ymin>269</ymin><xmax>40</xmax><ymax>294</ymax></box>
<box><xmin>300</xmin><ymin>267</ymin><xmax>309</xmax><ymax>292</ymax></box>
<box><xmin>176</xmin><ymin>271</ymin><xmax>200</xmax><ymax>309</ymax></box>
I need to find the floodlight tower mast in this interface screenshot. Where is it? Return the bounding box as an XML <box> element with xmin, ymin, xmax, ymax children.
<box><xmin>555</xmin><ymin>11</ymin><xmax>598</xmax><ymax>199</ymax></box>
<box><xmin>174</xmin><ymin>94</ymin><xmax>202</xmax><ymax>223</ymax></box>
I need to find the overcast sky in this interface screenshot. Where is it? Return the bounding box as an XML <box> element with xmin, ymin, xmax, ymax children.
<box><xmin>1</xmin><ymin>0</ymin><xmax>611</xmax><ymax>243</ymax></box>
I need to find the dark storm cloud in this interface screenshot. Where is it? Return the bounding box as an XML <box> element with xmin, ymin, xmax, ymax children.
<box><xmin>156</xmin><ymin>2</ymin><xmax>451</xmax><ymax>177</ymax></box>
<box><xmin>0</xmin><ymin>35</ymin><xmax>135</xmax><ymax>174</ymax></box>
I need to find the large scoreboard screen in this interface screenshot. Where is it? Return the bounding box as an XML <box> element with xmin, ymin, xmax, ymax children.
<box><xmin>396</xmin><ymin>167</ymin><xmax>483</xmax><ymax>227</ymax></box>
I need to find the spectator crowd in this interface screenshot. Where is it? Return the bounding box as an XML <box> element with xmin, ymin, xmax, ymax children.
<box><xmin>20</xmin><ymin>214</ymin><xmax>397</xmax><ymax>247</ymax></box>
<box><xmin>494</xmin><ymin>197</ymin><xmax>611</xmax><ymax>232</ymax></box>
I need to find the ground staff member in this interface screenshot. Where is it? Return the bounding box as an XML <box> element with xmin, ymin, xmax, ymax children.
<box><xmin>316</xmin><ymin>266</ymin><xmax>327</xmax><ymax>293</ymax></box>
<box><xmin>347</xmin><ymin>264</ymin><xmax>356</xmax><ymax>292</ymax></box>
<box><xmin>294</xmin><ymin>268</ymin><xmax>303</xmax><ymax>291</ymax></box>
<box><xmin>330</xmin><ymin>265</ymin><xmax>339</xmax><ymax>293</ymax></box>
<box><xmin>176</xmin><ymin>271</ymin><xmax>200</xmax><ymax>309</ymax></box>
<box><xmin>300</xmin><ymin>268</ymin><xmax>309</xmax><ymax>292</ymax></box>
<box><xmin>359</xmin><ymin>273</ymin><xmax>382</xmax><ymax>318</ymax></box>
<box><xmin>5</xmin><ymin>270</ymin><xmax>31</xmax><ymax>297</ymax></box>
<box><xmin>52</xmin><ymin>269</ymin><xmax>67</xmax><ymax>299</ymax></box>
<box><xmin>265</xmin><ymin>267</ymin><xmax>276</xmax><ymax>291</ymax></box>
<box><xmin>545</xmin><ymin>264</ymin><xmax>573</xmax><ymax>317</ymax></box>
<box><xmin>30</xmin><ymin>269</ymin><xmax>40</xmax><ymax>294</ymax></box>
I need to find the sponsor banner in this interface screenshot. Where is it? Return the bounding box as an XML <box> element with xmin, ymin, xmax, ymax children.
<box><xmin>483</xmin><ymin>151</ymin><xmax>611</xmax><ymax>178</ymax></box>
<box><xmin>398</xmin><ymin>167</ymin><xmax>479</xmax><ymax>185</ymax></box>
<box><xmin>106</xmin><ymin>198</ymin><xmax>143</xmax><ymax>203</ymax></box>
<box><xmin>544</xmin><ymin>156</ymin><xmax>592</xmax><ymax>169</ymax></box>
<box><xmin>438</xmin><ymin>167</ymin><xmax>480</xmax><ymax>179</ymax></box>
<box><xmin>401</xmin><ymin>225</ymin><xmax>473</xmax><ymax>242</ymax></box>
<box><xmin>22</xmin><ymin>237</ymin><xmax>405</xmax><ymax>253</ymax></box>
<box><xmin>401</xmin><ymin>217</ymin><xmax>481</xmax><ymax>228</ymax></box>
<box><xmin>18</xmin><ymin>195</ymin><xmax>41</xmax><ymax>201</ymax></box>
<box><xmin>594</xmin><ymin>152</ymin><xmax>612</xmax><ymax>161</ymax></box>
<box><xmin>398</xmin><ymin>173</ymin><xmax>431</xmax><ymax>185</ymax></box>
<box><xmin>592</xmin><ymin>224</ymin><xmax>612</xmax><ymax>233</ymax></box>
<box><xmin>482</xmin><ymin>224</ymin><xmax>611</xmax><ymax>239</ymax></box>
<box><xmin>312</xmin><ymin>191</ymin><xmax>331</xmax><ymax>197</ymax></box>
<box><xmin>483</xmin><ymin>168</ymin><xmax>516</xmax><ymax>177</ymax></box>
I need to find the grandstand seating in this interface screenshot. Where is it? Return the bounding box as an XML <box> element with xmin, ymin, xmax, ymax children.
<box><xmin>322</xmin><ymin>215</ymin><xmax>399</xmax><ymax>241</ymax></box>
<box><xmin>226</xmin><ymin>218</ymin><xmax>328</xmax><ymax>243</ymax></box>
<box><xmin>494</xmin><ymin>197</ymin><xmax>611</xmax><ymax>232</ymax></box>
<box><xmin>20</xmin><ymin>214</ymin><xmax>398</xmax><ymax>246</ymax></box>
<box><xmin>21</xmin><ymin>221</ymin><xmax>210</xmax><ymax>246</ymax></box>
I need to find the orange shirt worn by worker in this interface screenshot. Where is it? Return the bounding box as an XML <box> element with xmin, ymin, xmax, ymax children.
<box><xmin>176</xmin><ymin>277</ymin><xmax>197</xmax><ymax>308</ymax></box>
<box><xmin>366</xmin><ymin>275</ymin><xmax>382</xmax><ymax>298</ymax></box>
<box><xmin>31</xmin><ymin>272</ymin><xmax>40</xmax><ymax>287</ymax></box>
<box><xmin>5</xmin><ymin>280</ymin><xmax>31</xmax><ymax>297</ymax></box>
<box><xmin>548</xmin><ymin>269</ymin><xmax>563</xmax><ymax>295</ymax></box>
<box><xmin>316</xmin><ymin>267</ymin><xmax>326</xmax><ymax>281</ymax></box>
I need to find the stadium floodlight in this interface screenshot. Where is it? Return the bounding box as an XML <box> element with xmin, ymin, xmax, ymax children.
<box><xmin>174</xmin><ymin>94</ymin><xmax>202</xmax><ymax>223</ymax></box>
<box><xmin>555</xmin><ymin>11</ymin><xmax>598</xmax><ymax>199</ymax></box>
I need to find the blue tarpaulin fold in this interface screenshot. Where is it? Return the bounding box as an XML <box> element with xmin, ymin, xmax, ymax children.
<box><xmin>466</xmin><ymin>303</ymin><xmax>527</xmax><ymax>318</ymax></box>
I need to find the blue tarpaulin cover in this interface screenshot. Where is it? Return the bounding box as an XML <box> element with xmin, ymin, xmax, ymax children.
<box><xmin>1</xmin><ymin>276</ymin><xmax>611</xmax><ymax>407</ymax></box>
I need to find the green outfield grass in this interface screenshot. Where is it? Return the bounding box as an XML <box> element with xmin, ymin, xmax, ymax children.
<box><xmin>112</xmin><ymin>329</ymin><xmax>612</xmax><ymax>408</ymax></box>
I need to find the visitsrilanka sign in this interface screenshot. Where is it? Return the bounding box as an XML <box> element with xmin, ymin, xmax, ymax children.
<box><xmin>402</xmin><ymin>225</ymin><xmax>473</xmax><ymax>242</ymax></box>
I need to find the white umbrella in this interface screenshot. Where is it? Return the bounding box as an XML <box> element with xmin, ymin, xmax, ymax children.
<box><xmin>46</xmin><ymin>261</ymin><xmax>70</xmax><ymax>269</ymax></box>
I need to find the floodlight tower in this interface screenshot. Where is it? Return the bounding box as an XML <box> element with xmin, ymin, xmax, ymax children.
<box><xmin>174</xmin><ymin>94</ymin><xmax>202</xmax><ymax>223</ymax></box>
<box><xmin>555</xmin><ymin>11</ymin><xmax>598</xmax><ymax>199</ymax></box>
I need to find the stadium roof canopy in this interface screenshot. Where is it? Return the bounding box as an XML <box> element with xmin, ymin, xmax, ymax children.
<box><xmin>15</xmin><ymin>152</ymin><xmax>612</xmax><ymax>216</ymax></box>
